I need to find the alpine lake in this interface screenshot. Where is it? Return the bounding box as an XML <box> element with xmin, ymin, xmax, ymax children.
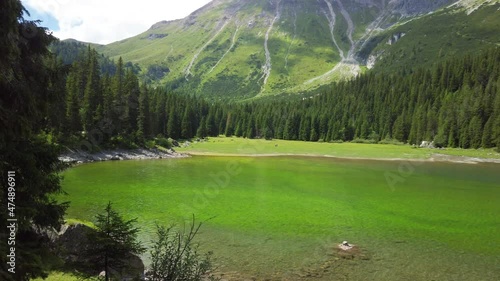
<box><xmin>60</xmin><ymin>155</ymin><xmax>500</xmax><ymax>280</ymax></box>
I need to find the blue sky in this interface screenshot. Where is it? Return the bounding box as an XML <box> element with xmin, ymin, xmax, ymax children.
<box><xmin>22</xmin><ymin>0</ymin><xmax>212</xmax><ymax>44</ymax></box>
<box><xmin>24</xmin><ymin>8</ymin><xmax>60</xmax><ymax>31</ymax></box>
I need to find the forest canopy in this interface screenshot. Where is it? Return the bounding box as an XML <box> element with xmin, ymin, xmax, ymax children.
<box><xmin>51</xmin><ymin>46</ymin><xmax>500</xmax><ymax>150</ymax></box>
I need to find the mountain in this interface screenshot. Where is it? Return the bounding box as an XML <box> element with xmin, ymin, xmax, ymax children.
<box><xmin>361</xmin><ymin>0</ymin><xmax>500</xmax><ymax>72</ymax></box>
<box><xmin>94</xmin><ymin>0</ymin><xmax>499</xmax><ymax>100</ymax></box>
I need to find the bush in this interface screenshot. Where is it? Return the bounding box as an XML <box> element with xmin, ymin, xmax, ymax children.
<box><xmin>145</xmin><ymin>140</ymin><xmax>156</xmax><ymax>149</ymax></box>
<box><xmin>433</xmin><ymin>134</ymin><xmax>447</xmax><ymax>148</ymax></box>
<box><xmin>110</xmin><ymin>136</ymin><xmax>139</xmax><ymax>149</ymax></box>
<box><xmin>351</xmin><ymin>138</ymin><xmax>377</xmax><ymax>144</ymax></box>
<box><xmin>154</xmin><ymin>137</ymin><xmax>173</xmax><ymax>149</ymax></box>
<box><xmin>146</xmin><ymin>217</ymin><xmax>219</xmax><ymax>281</ymax></box>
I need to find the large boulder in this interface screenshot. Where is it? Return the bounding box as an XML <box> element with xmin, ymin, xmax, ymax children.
<box><xmin>110</xmin><ymin>253</ymin><xmax>145</xmax><ymax>281</ymax></box>
<box><xmin>419</xmin><ymin>141</ymin><xmax>435</xmax><ymax>148</ymax></box>
<box><xmin>57</xmin><ymin>224</ymin><xmax>93</xmax><ymax>266</ymax></box>
<box><xmin>56</xmin><ymin>223</ymin><xmax>145</xmax><ymax>280</ymax></box>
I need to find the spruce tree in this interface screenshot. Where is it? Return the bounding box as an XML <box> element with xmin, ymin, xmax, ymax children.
<box><xmin>196</xmin><ymin>116</ymin><xmax>208</xmax><ymax>137</ymax></box>
<box><xmin>181</xmin><ymin>106</ymin><xmax>194</xmax><ymax>139</ymax></box>
<box><xmin>167</xmin><ymin>108</ymin><xmax>179</xmax><ymax>139</ymax></box>
<box><xmin>85</xmin><ymin>202</ymin><xmax>145</xmax><ymax>281</ymax></box>
<box><xmin>1</xmin><ymin>1</ymin><xmax>68</xmax><ymax>279</ymax></box>
<box><xmin>65</xmin><ymin>70</ymin><xmax>82</xmax><ymax>133</ymax></box>
<box><xmin>81</xmin><ymin>48</ymin><xmax>101</xmax><ymax>131</ymax></box>
<box><xmin>136</xmin><ymin>85</ymin><xmax>150</xmax><ymax>142</ymax></box>
<box><xmin>124</xmin><ymin>69</ymin><xmax>140</xmax><ymax>134</ymax></box>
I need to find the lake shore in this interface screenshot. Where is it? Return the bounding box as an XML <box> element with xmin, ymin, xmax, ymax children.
<box><xmin>59</xmin><ymin>148</ymin><xmax>189</xmax><ymax>164</ymax></box>
<box><xmin>182</xmin><ymin>151</ymin><xmax>500</xmax><ymax>164</ymax></box>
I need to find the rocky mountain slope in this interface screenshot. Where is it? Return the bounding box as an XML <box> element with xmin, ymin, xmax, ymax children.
<box><xmin>93</xmin><ymin>0</ymin><xmax>499</xmax><ymax>100</ymax></box>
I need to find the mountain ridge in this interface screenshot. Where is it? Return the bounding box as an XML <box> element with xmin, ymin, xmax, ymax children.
<box><xmin>90</xmin><ymin>0</ymin><xmax>499</xmax><ymax>100</ymax></box>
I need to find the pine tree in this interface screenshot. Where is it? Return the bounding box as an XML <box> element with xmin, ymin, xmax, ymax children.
<box><xmin>167</xmin><ymin>107</ymin><xmax>179</xmax><ymax>139</ymax></box>
<box><xmin>0</xmin><ymin>1</ymin><xmax>68</xmax><ymax>279</ymax></box>
<box><xmin>65</xmin><ymin>70</ymin><xmax>82</xmax><ymax>133</ymax></box>
<box><xmin>112</xmin><ymin>57</ymin><xmax>126</xmax><ymax>133</ymax></box>
<box><xmin>136</xmin><ymin>85</ymin><xmax>150</xmax><ymax>142</ymax></box>
<box><xmin>481</xmin><ymin>116</ymin><xmax>494</xmax><ymax>148</ymax></box>
<box><xmin>196</xmin><ymin>116</ymin><xmax>208</xmax><ymax>137</ymax></box>
<box><xmin>181</xmin><ymin>106</ymin><xmax>194</xmax><ymax>139</ymax></box>
<box><xmin>85</xmin><ymin>202</ymin><xmax>145</xmax><ymax>281</ymax></box>
<box><xmin>81</xmin><ymin>48</ymin><xmax>101</xmax><ymax>131</ymax></box>
<box><xmin>124</xmin><ymin>69</ymin><xmax>140</xmax><ymax>134</ymax></box>
<box><xmin>155</xmin><ymin>91</ymin><xmax>167</xmax><ymax>136</ymax></box>
<box><xmin>245</xmin><ymin>117</ymin><xmax>255</xmax><ymax>138</ymax></box>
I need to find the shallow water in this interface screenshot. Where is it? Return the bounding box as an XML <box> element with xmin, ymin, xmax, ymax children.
<box><xmin>61</xmin><ymin>156</ymin><xmax>500</xmax><ymax>280</ymax></box>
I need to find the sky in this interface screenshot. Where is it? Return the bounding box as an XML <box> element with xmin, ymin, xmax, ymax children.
<box><xmin>22</xmin><ymin>0</ymin><xmax>213</xmax><ymax>45</ymax></box>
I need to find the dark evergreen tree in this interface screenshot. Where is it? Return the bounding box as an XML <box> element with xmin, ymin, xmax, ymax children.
<box><xmin>167</xmin><ymin>107</ymin><xmax>180</xmax><ymax>139</ymax></box>
<box><xmin>81</xmin><ymin>48</ymin><xmax>101</xmax><ymax>131</ymax></box>
<box><xmin>0</xmin><ymin>1</ymin><xmax>68</xmax><ymax>279</ymax></box>
<box><xmin>85</xmin><ymin>202</ymin><xmax>145</xmax><ymax>281</ymax></box>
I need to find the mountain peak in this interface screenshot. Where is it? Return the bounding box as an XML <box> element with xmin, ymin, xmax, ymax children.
<box><xmin>97</xmin><ymin>0</ymin><xmax>499</xmax><ymax>100</ymax></box>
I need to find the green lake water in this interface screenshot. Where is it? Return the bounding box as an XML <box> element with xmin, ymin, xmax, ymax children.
<box><xmin>60</xmin><ymin>156</ymin><xmax>500</xmax><ymax>280</ymax></box>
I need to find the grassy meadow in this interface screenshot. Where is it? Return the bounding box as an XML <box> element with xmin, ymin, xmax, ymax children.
<box><xmin>175</xmin><ymin>136</ymin><xmax>500</xmax><ymax>160</ymax></box>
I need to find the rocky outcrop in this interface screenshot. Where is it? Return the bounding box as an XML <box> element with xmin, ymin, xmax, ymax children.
<box><xmin>56</xmin><ymin>223</ymin><xmax>145</xmax><ymax>280</ymax></box>
<box><xmin>420</xmin><ymin>141</ymin><xmax>436</xmax><ymax>148</ymax></box>
<box><xmin>59</xmin><ymin>148</ymin><xmax>188</xmax><ymax>164</ymax></box>
<box><xmin>148</xmin><ymin>33</ymin><xmax>168</xmax><ymax>40</ymax></box>
<box><xmin>57</xmin><ymin>224</ymin><xmax>93</xmax><ymax>265</ymax></box>
<box><xmin>386</xmin><ymin>32</ymin><xmax>406</xmax><ymax>45</ymax></box>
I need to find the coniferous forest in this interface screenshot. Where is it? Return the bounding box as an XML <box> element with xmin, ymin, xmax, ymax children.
<box><xmin>51</xmin><ymin>46</ymin><xmax>500</xmax><ymax>150</ymax></box>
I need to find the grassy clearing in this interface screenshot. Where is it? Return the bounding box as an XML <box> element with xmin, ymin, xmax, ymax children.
<box><xmin>176</xmin><ymin>136</ymin><xmax>500</xmax><ymax>160</ymax></box>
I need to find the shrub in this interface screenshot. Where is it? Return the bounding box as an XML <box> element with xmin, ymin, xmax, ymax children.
<box><xmin>155</xmin><ymin>137</ymin><xmax>173</xmax><ymax>149</ymax></box>
<box><xmin>145</xmin><ymin>140</ymin><xmax>156</xmax><ymax>149</ymax></box>
<box><xmin>110</xmin><ymin>136</ymin><xmax>139</xmax><ymax>149</ymax></box>
<box><xmin>146</xmin><ymin>217</ymin><xmax>219</xmax><ymax>281</ymax></box>
<box><xmin>351</xmin><ymin>138</ymin><xmax>377</xmax><ymax>144</ymax></box>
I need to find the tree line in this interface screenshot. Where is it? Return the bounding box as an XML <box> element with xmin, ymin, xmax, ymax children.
<box><xmin>53</xmin><ymin>46</ymin><xmax>500</xmax><ymax>150</ymax></box>
<box><xmin>226</xmin><ymin>47</ymin><xmax>500</xmax><ymax>149</ymax></box>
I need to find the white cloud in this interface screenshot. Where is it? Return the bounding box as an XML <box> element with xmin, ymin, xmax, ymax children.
<box><xmin>23</xmin><ymin>0</ymin><xmax>212</xmax><ymax>44</ymax></box>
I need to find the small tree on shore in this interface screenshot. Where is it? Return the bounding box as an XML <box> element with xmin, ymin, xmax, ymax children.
<box><xmin>86</xmin><ymin>202</ymin><xmax>145</xmax><ymax>281</ymax></box>
<box><xmin>147</xmin><ymin>216</ymin><xmax>219</xmax><ymax>281</ymax></box>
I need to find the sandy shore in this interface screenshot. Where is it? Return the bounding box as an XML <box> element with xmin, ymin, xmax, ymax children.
<box><xmin>180</xmin><ymin>151</ymin><xmax>500</xmax><ymax>164</ymax></box>
<box><xmin>59</xmin><ymin>148</ymin><xmax>189</xmax><ymax>164</ymax></box>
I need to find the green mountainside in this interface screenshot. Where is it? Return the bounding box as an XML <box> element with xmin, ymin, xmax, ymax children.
<box><xmin>87</xmin><ymin>0</ymin><xmax>499</xmax><ymax>100</ymax></box>
<box><xmin>361</xmin><ymin>0</ymin><xmax>500</xmax><ymax>73</ymax></box>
